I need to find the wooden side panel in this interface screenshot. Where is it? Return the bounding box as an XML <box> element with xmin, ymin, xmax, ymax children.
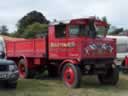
<box><xmin>6</xmin><ymin>38</ymin><xmax>46</xmax><ymax>58</ymax></box>
<box><xmin>6</xmin><ymin>41</ymin><xmax>15</xmax><ymax>57</ymax></box>
<box><xmin>15</xmin><ymin>40</ymin><xmax>34</xmax><ymax>56</ymax></box>
<box><xmin>35</xmin><ymin>39</ymin><xmax>46</xmax><ymax>57</ymax></box>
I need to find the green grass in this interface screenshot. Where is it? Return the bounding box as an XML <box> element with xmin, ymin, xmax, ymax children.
<box><xmin>0</xmin><ymin>74</ymin><xmax>128</xmax><ymax>96</ymax></box>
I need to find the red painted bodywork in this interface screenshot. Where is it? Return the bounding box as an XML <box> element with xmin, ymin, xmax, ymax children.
<box><xmin>5</xmin><ymin>18</ymin><xmax>116</xmax><ymax>70</ymax></box>
<box><xmin>6</xmin><ymin>38</ymin><xmax>46</xmax><ymax>58</ymax></box>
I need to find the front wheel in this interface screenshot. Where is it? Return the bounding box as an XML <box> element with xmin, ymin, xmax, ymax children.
<box><xmin>62</xmin><ymin>64</ymin><xmax>81</xmax><ymax>88</ymax></box>
<box><xmin>98</xmin><ymin>65</ymin><xmax>119</xmax><ymax>85</ymax></box>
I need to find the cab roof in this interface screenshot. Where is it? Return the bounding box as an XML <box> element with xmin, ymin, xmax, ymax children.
<box><xmin>50</xmin><ymin>18</ymin><xmax>107</xmax><ymax>26</ymax></box>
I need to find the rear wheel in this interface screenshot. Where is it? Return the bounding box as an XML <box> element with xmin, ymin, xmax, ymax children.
<box><xmin>98</xmin><ymin>65</ymin><xmax>119</xmax><ymax>85</ymax></box>
<box><xmin>62</xmin><ymin>63</ymin><xmax>81</xmax><ymax>88</ymax></box>
<box><xmin>18</xmin><ymin>59</ymin><xmax>34</xmax><ymax>79</ymax></box>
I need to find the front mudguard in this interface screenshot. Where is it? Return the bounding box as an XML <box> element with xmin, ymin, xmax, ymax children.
<box><xmin>58</xmin><ymin>59</ymin><xmax>79</xmax><ymax>75</ymax></box>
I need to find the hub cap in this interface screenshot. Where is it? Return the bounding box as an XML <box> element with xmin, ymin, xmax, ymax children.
<box><xmin>19</xmin><ymin>64</ymin><xmax>26</xmax><ymax>78</ymax></box>
<box><xmin>64</xmin><ymin>66</ymin><xmax>75</xmax><ymax>86</ymax></box>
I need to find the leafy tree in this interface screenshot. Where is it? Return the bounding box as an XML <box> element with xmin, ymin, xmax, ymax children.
<box><xmin>0</xmin><ymin>25</ymin><xmax>9</xmax><ymax>35</ymax></box>
<box><xmin>16</xmin><ymin>10</ymin><xmax>49</xmax><ymax>37</ymax></box>
<box><xmin>23</xmin><ymin>23</ymin><xmax>48</xmax><ymax>38</ymax></box>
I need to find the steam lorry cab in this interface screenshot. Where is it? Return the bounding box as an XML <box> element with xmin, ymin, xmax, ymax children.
<box><xmin>5</xmin><ymin>17</ymin><xmax>118</xmax><ymax>88</ymax></box>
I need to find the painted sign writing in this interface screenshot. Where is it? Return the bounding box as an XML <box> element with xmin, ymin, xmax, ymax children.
<box><xmin>50</xmin><ymin>42</ymin><xmax>75</xmax><ymax>48</ymax></box>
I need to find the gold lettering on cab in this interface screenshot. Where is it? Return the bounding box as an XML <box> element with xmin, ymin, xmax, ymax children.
<box><xmin>50</xmin><ymin>42</ymin><xmax>75</xmax><ymax>48</ymax></box>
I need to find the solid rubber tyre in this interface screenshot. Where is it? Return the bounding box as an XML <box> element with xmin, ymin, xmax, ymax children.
<box><xmin>18</xmin><ymin>59</ymin><xmax>28</xmax><ymax>79</ymax></box>
<box><xmin>62</xmin><ymin>63</ymin><xmax>81</xmax><ymax>88</ymax></box>
<box><xmin>18</xmin><ymin>59</ymin><xmax>34</xmax><ymax>79</ymax></box>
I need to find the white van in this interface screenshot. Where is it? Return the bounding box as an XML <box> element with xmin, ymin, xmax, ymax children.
<box><xmin>107</xmin><ymin>36</ymin><xmax>128</xmax><ymax>69</ymax></box>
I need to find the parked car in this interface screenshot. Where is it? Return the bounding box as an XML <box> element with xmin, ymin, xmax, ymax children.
<box><xmin>0</xmin><ymin>37</ymin><xmax>19</xmax><ymax>88</ymax></box>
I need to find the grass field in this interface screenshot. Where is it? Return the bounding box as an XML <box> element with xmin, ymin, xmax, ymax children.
<box><xmin>0</xmin><ymin>74</ymin><xmax>128</xmax><ymax>96</ymax></box>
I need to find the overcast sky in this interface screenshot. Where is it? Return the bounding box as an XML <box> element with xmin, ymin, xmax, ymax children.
<box><xmin>0</xmin><ymin>0</ymin><xmax>127</xmax><ymax>32</ymax></box>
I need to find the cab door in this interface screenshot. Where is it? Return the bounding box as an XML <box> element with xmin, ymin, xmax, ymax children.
<box><xmin>66</xmin><ymin>23</ymin><xmax>93</xmax><ymax>59</ymax></box>
<box><xmin>48</xmin><ymin>24</ymin><xmax>68</xmax><ymax>60</ymax></box>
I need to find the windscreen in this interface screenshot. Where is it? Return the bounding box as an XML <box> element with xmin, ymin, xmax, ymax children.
<box><xmin>95</xmin><ymin>25</ymin><xmax>107</xmax><ymax>37</ymax></box>
<box><xmin>94</xmin><ymin>20</ymin><xmax>108</xmax><ymax>37</ymax></box>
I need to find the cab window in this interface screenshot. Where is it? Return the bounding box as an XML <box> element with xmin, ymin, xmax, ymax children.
<box><xmin>69</xmin><ymin>25</ymin><xmax>89</xmax><ymax>37</ymax></box>
<box><xmin>95</xmin><ymin>26</ymin><xmax>107</xmax><ymax>37</ymax></box>
<box><xmin>55</xmin><ymin>24</ymin><xmax>66</xmax><ymax>38</ymax></box>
